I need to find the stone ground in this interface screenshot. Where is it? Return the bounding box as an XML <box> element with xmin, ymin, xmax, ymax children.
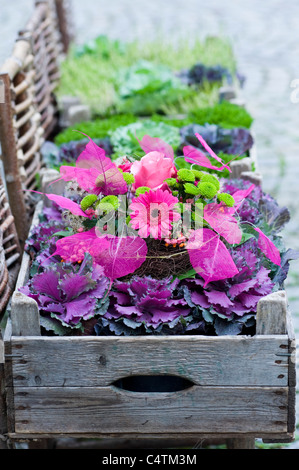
<box><xmin>1</xmin><ymin>0</ymin><xmax>299</xmax><ymax>449</ymax></box>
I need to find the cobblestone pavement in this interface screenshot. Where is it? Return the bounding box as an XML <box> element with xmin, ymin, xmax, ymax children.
<box><xmin>1</xmin><ymin>0</ymin><xmax>299</xmax><ymax>448</ymax></box>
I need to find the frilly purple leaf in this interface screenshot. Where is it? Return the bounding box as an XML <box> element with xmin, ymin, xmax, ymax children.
<box><xmin>20</xmin><ymin>254</ymin><xmax>110</xmax><ymax>330</ymax></box>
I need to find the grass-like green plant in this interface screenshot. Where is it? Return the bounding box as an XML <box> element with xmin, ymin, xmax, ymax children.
<box><xmin>56</xmin><ymin>35</ymin><xmax>237</xmax><ymax>117</ymax></box>
<box><xmin>54</xmin><ymin>114</ymin><xmax>138</xmax><ymax>145</ymax></box>
<box><xmin>55</xmin><ymin>101</ymin><xmax>253</xmax><ymax>147</ymax></box>
<box><xmin>188</xmin><ymin>100</ymin><xmax>254</xmax><ymax>129</ymax></box>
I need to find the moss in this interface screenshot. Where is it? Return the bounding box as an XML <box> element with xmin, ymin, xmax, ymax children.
<box><xmin>80</xmin><ymin>194</ymin><xmax>98</xmax><ymax>211</ymax></box>
<box><xmin>197</xmin><ymin>182</ymin><xmax>218</xmax><ymax>199</ymax></box>
<box><xmin>188</xmin><ymin>101</ymin><xmax>253</xmax><ymax>129</ymax></box>
<box><xmin>217</xmin><ymin>192</ymin><xmax>235</xmax><ymax>207</ymax></box>
<box><xmin>54</xmin><ymin>114</ymin><xmax>138</xmax><ymax>145</ymax></box>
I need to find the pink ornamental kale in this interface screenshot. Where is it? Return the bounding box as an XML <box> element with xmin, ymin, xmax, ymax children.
<box><xmin>20</xmin><ymin>254</ymin><xmax>110</xmax><ymax>333</ymax></box>
<box><xmin>101</xmin><ymin>276</ymin><xmax>191</xmax><ymax>332</ymax></box>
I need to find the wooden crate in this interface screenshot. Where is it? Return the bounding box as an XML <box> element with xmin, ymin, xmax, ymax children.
<box><xmin>1</xmin><ymin>200</ymin><xmax>296</xmax><ymax>449</ymax></box>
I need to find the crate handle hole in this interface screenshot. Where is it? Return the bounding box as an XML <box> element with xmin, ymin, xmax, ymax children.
<box><xmin>112</xmin><ymin>375</ymin><xmax>194</xmax><ymax>393</ymax></box>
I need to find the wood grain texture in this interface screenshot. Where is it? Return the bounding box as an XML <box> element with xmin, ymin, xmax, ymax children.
<box><xmin>256</xmin><ymin>291</ymin><xmax>287</xmax><ymax>335</ymax></box>
<box><xmin>10</xmin><ymin>334</ymin><xmax>289</xmax><ymax>387</ymax></box>
<box><xmin>12</xmin><ymin>385</ymin><xmax>288</xmax><ymax>435</ymax></box>
<box><xmin>11</xmin><ymin>292</ymin><xmax>41</xmax><ymax>337</ymax></box>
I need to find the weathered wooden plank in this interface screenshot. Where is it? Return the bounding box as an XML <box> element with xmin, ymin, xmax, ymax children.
<box><xmin>10</xmin><ymin>293</ymin><xmax>40</xmax><ymax>337</ymax></box>
<box><xmin>10</xmin><ymin>334</ymin><xmax>289</xmax><ymax>387</ymax></box>
<box><xmin>12</xmin><ymin>385</ymin><xmax>288</xmax><ymax>435</ymax></box>
<box><xmin>286</xmin><ymin>308</ymin><xmax>296</xmax><ymax>437</ymax></box>
<box><xmin>7</xmin><ymin>430</ymin><xmax>294</xmax><ymax>441</ymax></box>
<box><xmin>226</xmin><ymin>438</ymin><xmax>256</xmax><ymax>449</ymax></box>
<box><xmin>256</xmin><ymin>290</ymin><xmax>287</xmax><ymax>335</ymax></box>
<box><xmin>0</xmin><ymin>329</ymin><xmax>8</xmax><ymax>448</ymax></box>
<box><xmin>3</xmin><ymin>318</ymin><xmax>15</xmax><ymax>436</ymax></box>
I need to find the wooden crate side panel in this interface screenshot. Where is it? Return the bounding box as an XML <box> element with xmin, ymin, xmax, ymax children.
<box><xmin>10</xmin><ymin>335</ymin><xmax>289</xmax><ymax>387</ymax></box>
<box><xmin>286</xmin><ymin>308</ymin><xmax>296</xmax><ymax>435</ymax></box>
<box><xmin>12</xmin><ymin>385</ymin><xmax>288</xmax><ymax>435</ymax></box>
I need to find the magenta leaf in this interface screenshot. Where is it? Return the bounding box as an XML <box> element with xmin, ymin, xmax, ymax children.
<box><xmin>92</xmin><ymin>235</ymin><xmax>148</xmax><ymax>280</ymax></box>
<box><xmin>137</xmin><ymin>135</ymin><xmax>174</xmax><ymax>160</ymax></box>
<box><xmin>253</xmin><ymin>227</ymin><xmax>281</xmax><ymax>266</ymax></box>
<box><xmin>26</xmin><ymin>190</ymin><xmax>91</xmax><ymax>218</ymax></box>
<box><xmin>57</xmin><ymin>132</ymin><xmax>127</xmax><ymax>195</ymax></box>
<box><xmin>195</xmin><ymin>133</ymin><xmax>229</xmax><ymax>165</ymax></box>
<box><xmin>187</xmin><ymin>228</ymin><xmax>239</xmax><ymax>287</ymax></box>
<box><xmin>232</xmin><ymin>184</ymin><xmax>255</xmax><ymax>207</ymax></box>
<box><xmin>204</xmin><ymin>202</ymin><xmax>242</xmax><ymax>244</ymax></box>
<box><xmin>43</xmin><ymin>193</ymin><xmax>91</xmax><ymax>218</ymax></box>
<box><xmin>61</xmin><ymin>166</ymin><xmax>103</xmax><ymax>195</ymax></box>
<box><xmin>53</xmin><ymin>229</ymin><xmax>106</xmax><ymax>263</ymax></box>
<box><xmin>53</xmin><ymin>229</ymin><xmax>148</xmax><ymax>279</ymax></box>
<box><xmin>183</xmin><ymin>133</ymin><xmax>231</xmax><ymax>172</ymax></box>
<box><xmin>75</xmin><ymin>132</ymin><xmax>128</xmax><ymax>195</ymax></box>
<box><xmin>183</xmin><ymin>145</ymin><xmax>228</xmax><ymax>172</ymax></box>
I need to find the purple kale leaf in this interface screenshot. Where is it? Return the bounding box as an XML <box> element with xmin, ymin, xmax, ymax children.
<box><xmin>20</xmin><ymin>254</ymin><xmax>110</xmax><ymax>334</ymax></box>
<box><xmin>41</xmin><ymin>138</ymin><xmax>113</xmax><ymax>168</ymax></box>
<box><xmin>96</xmin><ymin>275</ymin><xmax>193</xmax><ymax>335</ymax></box>
<box><xmin>177</xmin><ymin>63</ymin><xmax>232</xmax><ymax>86</ymax></box>
<box><xmin>222</xmin><ymin>178</ymin><xmax>290</xmax><ymax>232</ymax></box>
<box><xmin>25</xmin><ymin>220</ymin><xmax>66</xmax><ymax>257</ymax></box>
<box><xmin>181</xmin><ymin>238</ymin><xmax>275</xmax><ymax>335</ymax></box>
<box><xmin>178</xmin><ymin>123</ymin><xmax>253</xmax><ymax>158</ymax></box>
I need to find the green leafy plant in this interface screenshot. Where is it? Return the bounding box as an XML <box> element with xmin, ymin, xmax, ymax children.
<box><xmin>188</xmin><ymin>100</ymin><xmax>254</xmax><ymax>129</ymax></box>
<box><xmin>54</xmin><ymin>114</ymin><xmax>138</xmax><ymax>146</ymax></box>
<box><xmin>56</xmin><ymin>35</ymin><xmax>237</xmax><ymax>117</ymax></box>
<box><xmin>108</xmin><ymin>119</ymin><xmax>181</xmax><ymax>158</ymax></box>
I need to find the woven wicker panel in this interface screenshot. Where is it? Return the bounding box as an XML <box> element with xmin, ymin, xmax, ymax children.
<box><xmin>19</xmin><ymin>1</ymin><xmax>64</xmax><ymax>139</ymax></box>
<box><xmin>0</xmin><ymin>38</ymin><xmax>44</xmax><ymax>245</ymax></box>
<box><xmin>54</xmin><ymin>0</ymin><xmax>74</xmax><ymax>53</ymax></box>
<box><xmin>0</xmin><ymin>1</ymin><xmax>71</xmax><ymax>245</ymax></box>
<box><xmin>0</xmin><ymin>229</ymin><xmax>11</xmax><ymax>315</ymax></box>
<box><xmin>0</xmin><ymin>176</ymin><xmax>21</xmax><ymax>315</ymax></box>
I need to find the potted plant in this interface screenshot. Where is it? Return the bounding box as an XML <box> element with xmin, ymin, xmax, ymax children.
<box><xmin>3</xmin><ymin>130</ymin><xmax>296</xmax><ymax>447</ymax></box>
